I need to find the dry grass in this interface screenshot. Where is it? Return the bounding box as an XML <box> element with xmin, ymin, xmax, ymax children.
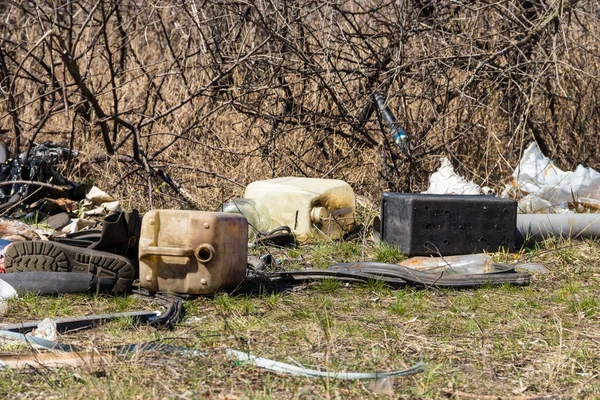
<box><xmin>0</xmin><ymin>234</ymin><xmax>599</xmax><ymax>399</ymax></box>
<box><xmin>1</xmin><ymin>1</ymin><xmax>600</xmax><ymax>398</ymax></box>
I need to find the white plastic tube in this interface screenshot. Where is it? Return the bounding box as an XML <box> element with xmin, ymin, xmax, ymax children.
<box><xmin>517</xmin><ymin>214</ymin><xmax>600</xmax><ymax>241</ymax></box>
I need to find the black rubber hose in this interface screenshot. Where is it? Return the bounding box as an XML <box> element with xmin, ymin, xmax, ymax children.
<box><xmin>1</xmin><ymin>272</ymin><xmax>115</xmax><ymax>295</ymax></box>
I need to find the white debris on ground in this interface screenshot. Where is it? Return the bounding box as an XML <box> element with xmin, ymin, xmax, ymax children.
<box><xmin>60</xmin><ymin>217</ymin><xmax>98</xmax><ymax>234</ymax></box>
<box><xmin>30</xmin><ymin>318</ymin><xmax>57</xmax><ymax>342</ymax></box>
<box><xmin>81</xmin><ymin>186</ymin><xmax>121</xmax><ymax>217</ymax></box>
<box><xmin>422</xmin><ymin>144</ymin><xmax>600</xmax><ymax>214</ymax></box>
<box><xmin>61</xmin><ymin>186</ymin><xmax>121</xmax><ymax>233</ymax></box>
<box><xmin>502</xmin><ymin>142</ymin><xmax>600</xmax><ymax>213</ymax></box>
<box><xmin>423</xmin><ymin>158</ymin><xmax>490</xmax><ymax>195</ymax></box>
<box><xmin>0</xmin><ymin>279</ymin><xmax>17</xmax><ymax>316</ymax></box>
<box><xmin>0</xmin><ymin>279</ymin><xmax>17</xmax><ymax>301</ymax></box>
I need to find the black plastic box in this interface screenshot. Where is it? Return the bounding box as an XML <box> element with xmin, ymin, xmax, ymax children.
<box><xmin>380</xmin><ymin>193</ymin><xmax>517</xmax><ymax>256</ymax></box>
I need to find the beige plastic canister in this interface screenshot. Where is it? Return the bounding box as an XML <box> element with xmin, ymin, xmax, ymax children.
<box><xmin>138</xmin><ymin>210</ymin><xmax>248</xmax><ymax>295</ymax></box>
<box><xmin>244</xmin><ymin>177</ymin><xmax>356</xmax><ymax>241</ymax></box>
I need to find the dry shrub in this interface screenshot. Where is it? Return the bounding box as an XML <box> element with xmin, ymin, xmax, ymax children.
<box><xmin>1</xmin><ymin>0</ymin><xmax>599</xmax><ymax>210</ymax></box>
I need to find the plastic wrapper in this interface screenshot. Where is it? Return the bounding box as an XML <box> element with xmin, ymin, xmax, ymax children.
<box><xmin>503</xmin><ymin>142</ymin><xmax>600</xmax><ymax>213</ymax></box>
<box><xmin>423</xmin><ymin>158</ymin><xmax>490</xmax><ymax>195</ymax></box>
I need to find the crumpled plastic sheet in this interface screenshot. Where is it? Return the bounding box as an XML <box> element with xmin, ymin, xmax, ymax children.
<box><xmin>502</xmin><ymin>142</ymin><xmax>600</xmax><ymax>213</ymax></box>
<box><xmin>81</xmin><ymin>186</ymin><xmax>121</xmax><ymax>217</ymax></box>
<box><xmin>60</xmin><ymin>217</ymin><xmax>98</xmax><ymax>234</ymax></box>
<box><xmin>0</xmin><ymin>279</ymin><xmax>17</xmax><ymax>301</ymax></box>
<box><xmin>30</xmin><ymin>318</ymin><xmax>57</xmax><ymax>342</ymax></box>
<box><xmin>0</xmin><ymin>219</ymin><xmax>46</xmax><ymax>241</ymax></box>
<box><xmin>0</xmin><ymin>279</ymin><xmax>17</xmax><ymax>318</ymax></box>
<box><xmin>423</xmin><ymin>158</ymin><xmax>490</xmax><ymax>195</ymax></box>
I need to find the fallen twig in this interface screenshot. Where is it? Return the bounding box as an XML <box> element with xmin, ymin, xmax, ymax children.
<box><xmin>0</xmin><ymin>180</ymin><xmax>69</xmax><ymax>192</ymax></box>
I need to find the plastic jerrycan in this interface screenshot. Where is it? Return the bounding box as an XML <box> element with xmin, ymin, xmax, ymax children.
<box><xmin>138</xmin><ymin>210</ymin><xmax>248</xmax><ymax>295</ymax></box>
<box><xmin>244</xmin><ymin>177</ymin><xmax>356</xmax><ymax>241</ymax></box>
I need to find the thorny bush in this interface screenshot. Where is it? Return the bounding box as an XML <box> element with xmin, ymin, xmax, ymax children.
<box><xmin>1</xmin><ymin>0</ymin><xmax>599</xmax><ymax>209</ymax></box>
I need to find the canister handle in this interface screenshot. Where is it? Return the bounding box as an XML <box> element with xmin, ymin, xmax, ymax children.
<box><xmin>141</xmin><ymin>244</ymin><xmax>215</xmax><ymax>263</ymax></box>
<box><xmin>142</xmin><ymin>246</ymin><xmax>195</xmax><ymax>257</ymax></box>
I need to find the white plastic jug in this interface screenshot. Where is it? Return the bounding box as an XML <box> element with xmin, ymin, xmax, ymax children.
<box><xmin>243</xmin><ymin>177</ymin><xmax>356</xmax><ymax>241</ymax></box>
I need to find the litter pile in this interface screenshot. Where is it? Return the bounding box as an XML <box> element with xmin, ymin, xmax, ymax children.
<box><xmin>0</xmin><ymin>136</ymin><xmax>597</xmax><ymax>382</ymax></box>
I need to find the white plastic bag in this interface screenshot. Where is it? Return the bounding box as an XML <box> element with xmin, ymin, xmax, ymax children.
<box><xmin>503</xmin><ymin>142</ymin><xmax>600</xmax><ymax>213</ymax></box>
<box><xmin>423</xmin><ymin>158</ymin><xmax>485</xmax><ymax>195</ymax></box>
<box><xmin>0</xmin><ymin>279</ymin><xmax>17</xmax><ymax>301</ymax></box>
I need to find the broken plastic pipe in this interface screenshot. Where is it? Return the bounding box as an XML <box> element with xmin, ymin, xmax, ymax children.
<box><xmin>516</xmin><ymin>214</ymin><xmax>600</xmax><ymax>243</ymax></box>
<box><xmin>374</xmin><ymin>93</ymin><xmax>408</xmax><ymax>149</ymax></box>
<box><xmin>226</xmin><ymin>349</ymin><xmax>424</xmax><ymax>380</ymax></box>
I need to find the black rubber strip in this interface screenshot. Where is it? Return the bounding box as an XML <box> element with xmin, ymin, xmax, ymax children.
<box><xmin>330</xmin><ymin>262</ymin><xmax>530</xmax><ymax>288</ymax></box>
<box><xmin>0</xmin><ymin>310</ymin><xmax>159</xmax><ymax>334</ymax></box>
<box><xmin>272</xmin><ymin>262</ymin><xmax>530</xmax><ymax>289</ymax></box>
<box><xmin>271</xmin><ymin>269</ymin><xmax>407</xmax><ymax>288</ymax></box>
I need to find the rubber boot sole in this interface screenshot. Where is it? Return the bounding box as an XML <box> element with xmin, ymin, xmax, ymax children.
<box><xmin>4</xmin><ymin>241</ymin><xmax>136</xmax><ymax>295</ymax></box>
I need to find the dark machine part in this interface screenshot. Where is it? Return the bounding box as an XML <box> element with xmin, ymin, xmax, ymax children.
<box><xmin>380</xmin><ymin>193</ymin><xmax>517</xmax><ymax>256</ymax></box>
<box><xmin>0</xmin><ymin>146</ymin><xmax>84</xmax><ymax>210</ymax></box>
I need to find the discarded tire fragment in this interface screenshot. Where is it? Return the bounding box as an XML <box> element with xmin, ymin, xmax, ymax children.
<box><xmin>271</xmin><ymin>262</ymin><xmax>530</xmax><ymax>289</ymax></box>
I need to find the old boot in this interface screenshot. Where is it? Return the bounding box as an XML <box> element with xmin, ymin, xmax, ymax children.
<box><xmin>56</xmin><ymin>210</ymin><xmax>140</xmax><ymax>264</ymax></box>
<box><xmin>89</xmin><ymin>211</ymin><xmax>130</xmax><ymax>256</ymax></box>
<box><xmin>4</xmin><ymin>240</ymin><xmax>136</xmax><ymax>294</ymax></box>
<box><xmin>123</xmin><ymin>209</ymin><xmax>142</xmax><ymax>269</ymax></box>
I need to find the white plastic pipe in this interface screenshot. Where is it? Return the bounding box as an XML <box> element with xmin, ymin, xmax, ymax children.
<box><xmin>517</xmin><ymin>214</ymin><xmax>600</xmax><ymax>241</ymax></box>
